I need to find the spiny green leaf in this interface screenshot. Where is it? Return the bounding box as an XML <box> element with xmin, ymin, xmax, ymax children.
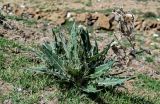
<box><xmin>79</xmin><ymin>25</ymin><xmax>91</xmax><ymax>54</ymax></box>
<box><xmin>92</xmin><ymin>39</ymin><xmax>98</xmax><ymax>55</ymax></box>
<box><xmin>59</xmin><ymin>33</ymin><xmax>69</xmax><ymax>58</ymax></box>
<box><xmin>97</xmin><ymin>77</ymin><xmax>131</xmax><ymax>87</ymax></box>
<box><xmin>41</xmin><ymin>43</ymin><xmax>65</xmax><ymax>72</ymax></box>
<box><xmin>82</xmin><ymin>84</ymin><xmax>101</xmax><ymax>93</ymax></box>
<box><xmin>32</xmin><ymin>48</ymin><xmax>45</xmax><ymax>62</ymax></box>
<box><xmin>90</xmin><ymin>60</ymin><xmax>114</xmax><ymax>79</ymax></box>
<box><xmin>68</xmin><ymin>23</ymin><xmax>79</xmax><ymax>60</ymax></box>
<box><xmin>89</xmin><ymin>40</ymin><xmax>114</xmax><ymax>62</ymax></box>
<box><xmin>28</xmin><ymin>66</ymin><xmax>48</xmax><ymax>73</ymax></box>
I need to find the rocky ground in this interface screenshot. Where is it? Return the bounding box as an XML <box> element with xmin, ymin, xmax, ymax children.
<box><xmin>0</xmin><ymin>0</ymin><xmax>160</xmax><ymax>104</ymax></box>
<box><xmin>0</xmin><ymin>0</ymin><xmax>159</xmax><ymax>41</ymax></box>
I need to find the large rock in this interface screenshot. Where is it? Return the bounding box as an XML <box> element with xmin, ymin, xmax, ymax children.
<box><xmin>141</xmin><ymin>19</ymin><xmax>160</xmax><ymax>31</ymax></box>
<box><xmin>46</xmin><ymin>10</ymin><xmax>67</xmax><ymax>25</ymax></box>
<box><xmin>93</xmin><ymin>13</ymin><xmax>110</xmax><ymax>30</ymax></box>
<box><xmin>76</xmin><ymin>13</ymin><xmax>98</xmax><ymax>26</ymax></box>
<box><xmin>134</xmin><ymin>19</ymin><xmax>144</xmax><ymax>31</ymax></box>
<box><xmin>75</xmin><ymin>13</ymin><xmax>90</xmax><ymax>23</ymax></box>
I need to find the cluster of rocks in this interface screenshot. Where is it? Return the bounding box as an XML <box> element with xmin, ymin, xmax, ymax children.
<box><xmin>67</xmin><ymin>12</ymin><xmax>113</xmax><ymax>30</ymax></box>
<box><xmin>68</xmin><ymin>12</ymin><xmax>160</xmax><ymax>32</ymax></box>
<box><xmin>1</xmin><ymin>3</ymin><xmax>66</xmax><ymax>25</ymax></box>
<box><xmin>1</xmin><ymin>3</ymin><xmax>160</xmax><ymax>32</ymax></box>
<box><xmin>135</xmin><ymin>19</ymin><xmax>160</xmax><ymax>32</ymax></box>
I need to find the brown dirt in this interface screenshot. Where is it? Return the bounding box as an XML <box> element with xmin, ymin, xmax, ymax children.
<box><xmin>1</xmin><ymin>0</ymin><xmax>160</xmax><ymax>14</ymax></box>
<box><xmin>0</xmin><ymin>79</ymin><xmax>13</xmax><ymax>96</ymax></box>
<box><xmin>0</xmin><ymin>17</ymin><xmax>54</xmax><ymax>44</ymax></box>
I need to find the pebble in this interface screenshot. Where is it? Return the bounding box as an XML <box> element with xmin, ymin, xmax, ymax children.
<box><xmin>152</xmin><ymin>33</ymin><xmax>159</xmax><ymax>38</ymax></box>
